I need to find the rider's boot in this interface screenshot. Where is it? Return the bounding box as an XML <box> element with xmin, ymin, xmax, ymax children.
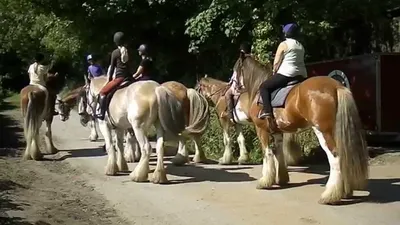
<box><xmin>96</xmin><ymin>94</ymin><xmax>107</xmax><ymax>120</ymax></box>
<box><xmin>258</xmin><ymin>111</ymin><xmax>278</xmax><ymax>133</ymax></box>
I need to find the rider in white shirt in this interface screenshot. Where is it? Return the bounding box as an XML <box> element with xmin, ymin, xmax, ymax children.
<box><xmin>27</xmin><ymin>53</ymin><xmax>59</xmax><ymax>116</ymax></box>
<box><xmin>258</xmin><ymin>23</ymin><xmax>307</xmax><ymax>131</ymax></box>
<box><xmin>28</xmin><ymin>53</ymin><xmax>48</xmax><ymax>87</ymax></box>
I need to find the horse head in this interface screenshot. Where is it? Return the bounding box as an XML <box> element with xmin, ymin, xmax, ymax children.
<box><xmin>56</xmin><ymin>98</ymin><xmax>71</xmax><ymax>122</ymax></box>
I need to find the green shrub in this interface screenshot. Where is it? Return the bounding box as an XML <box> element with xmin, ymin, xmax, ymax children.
<box><xmin>196</xmin><ymin>107</ymin><xmax>320</xmax><ymax>164</ymax></box>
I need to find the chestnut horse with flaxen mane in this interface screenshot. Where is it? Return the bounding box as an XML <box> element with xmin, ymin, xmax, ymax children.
<box><xmin>20</xmin><ymin>63</ymin><xmax>67</xmax><ymax>160</ymax></box>
<box><xmin>198</xmin><ymin>54</ymin><xmax>369</xmax><ymax>205</ymax></box>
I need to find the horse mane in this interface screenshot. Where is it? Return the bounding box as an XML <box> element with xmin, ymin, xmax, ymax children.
<box><xmin>235</xmin><ymin>55</ymin><xmax>273</xmax><ymax>104</ymax></box>
<box><xmin>201</xmin><ymin>77</ymin><xmax>228</xmax><ymax>85</ymax></box>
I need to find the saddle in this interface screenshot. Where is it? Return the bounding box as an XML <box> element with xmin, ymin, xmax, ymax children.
<box><xmin>104</xmin><ymin>77</ymin><xmax>135</xmax><ymax>114</ymax></box>
<box><xmin>257</xmin><ymin>76</ymin><xmax>306</xmax><ymax>108</ymax></box>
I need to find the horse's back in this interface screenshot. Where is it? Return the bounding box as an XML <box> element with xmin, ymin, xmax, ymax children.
<box><xmin>90</xmin><ymin>76</ymin><xmax>108</xmax><ymax>94</ymax></box>
<box><xmin>20</xmin><ymin>85</ymin><xmax>47</xmax><ymax>116</ymax></box>
<box><xmin>299</xmin><ymin>76</ymin><xmax>342</xmax><ymax>91</ymax></box>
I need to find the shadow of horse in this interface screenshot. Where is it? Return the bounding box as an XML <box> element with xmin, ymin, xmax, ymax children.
<box><xmin>164</xmin><ymin>164</ymin><xmax>257</xmax><ymax>184</ymax></box>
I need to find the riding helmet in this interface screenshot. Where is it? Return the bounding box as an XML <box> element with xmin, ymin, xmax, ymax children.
<box><xmin>113</xmin><ymin>32</ymin><xmax>125</xmax><ymax>46</ymax></box>
<box><xmin>137</xmin><ymin>44</ymin><xmax>148</xmax><ymax>54</ymax></box>
<box><xmin>282</xmin><ymin>23</ymin><xmax>299</xmax><ymax>38</ymax></box>
<box><xmin>239</xmin><ymin>42</ymin><xmax>251</xmax><ymax>54</ymax></box>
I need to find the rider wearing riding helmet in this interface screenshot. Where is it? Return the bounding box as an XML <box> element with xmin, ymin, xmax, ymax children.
<box><xmin>132</xmin><ymin>44</ymin><xmax>153</xmax><ymax>81</ymax></box>
<box><xmin>223</xmin><ymin>42</ymin><xmax>252</xmax><ymax>122</ymax></box>
<box><xmin>85</xmin><ymin>54</ymin><xmax>104</xmax><ymax>85</ymax></box>
<box><xmin>96</xmin><ymin>31</ymin><xmax>132</xmax><ymax>120</ymax></box>
<box><xmin>258</xmin><ymin>23</ymin><xmax>307</xmax><ymax>131</ymax></box>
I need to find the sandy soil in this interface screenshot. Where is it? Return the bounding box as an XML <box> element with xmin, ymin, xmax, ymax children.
<box><xmin>1</xmin><ymin>100</ymin><xmax>400</xmax><ymax>225</ymax></box>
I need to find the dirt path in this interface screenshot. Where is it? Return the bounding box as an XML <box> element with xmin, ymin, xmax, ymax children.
<box><xmin>1</xmin><ymin>101</ymin><xmax>400</xmax><ymax>225</ymax></box>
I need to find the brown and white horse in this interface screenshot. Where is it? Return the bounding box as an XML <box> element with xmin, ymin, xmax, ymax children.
<box><xmin>19</xmin><ymin>71</ymin><xmax>65</xmax><ymax>160</ymax></box>
<box><xmin>195</xmin><ymin>76</ymin><xmax>302</xmax><ymax>165</ymax></box>
<box><xmin>197</xmin><ymin>55</ymin><xmax>369</xmax><ymax>205</ymax></box>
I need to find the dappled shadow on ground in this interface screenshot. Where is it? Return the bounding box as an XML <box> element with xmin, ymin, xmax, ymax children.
<box><xmin>0</xmin><ymin>101</ymin><xmax>23</xmax><ymax>157</ymax></box>
<box><xmin>0</xmin><ymin>179</ymin><xmax>34</xmax><ymax>225</ymax></box>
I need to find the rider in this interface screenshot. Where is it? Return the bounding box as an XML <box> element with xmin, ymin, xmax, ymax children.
<box><xmin>85</xmin><ymin>54</ymin><xmax>104</xmax><ymax>85</ymax></box>
<box><xmin>28</xmin><ymin>53</ymin><xmax>48</xmax><ymax>87</ymax></box>
<box><xmin>223</xmin><ymin>42</ymin><xmax>252</xmax><ymax>122</ymax></box>
<box><xmin>28</xmin><ymin>53</ymin><xmax>58</xmax><ymax>116</ymax></box>
<box><xmin>96</xmin><ymin>31</ymin><xmax>132</xmax><ymax>120</ymax></box>
<box><xmin>258</xmin><ymin>23</ymin><xmax>307</xmax><ymax>131</ymax></box>
<box><xmin>132</xmin><ymin>44</ymin><xmax>153</xmax><ymax>81</ymax></box>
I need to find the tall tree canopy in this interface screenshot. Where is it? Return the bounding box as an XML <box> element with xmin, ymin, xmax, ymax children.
<box><xmin>0</xmin><ymin>0</ymin><xmax>398</xmax><ymax>90</ymax></box>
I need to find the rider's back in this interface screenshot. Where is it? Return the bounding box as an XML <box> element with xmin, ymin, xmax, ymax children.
<box><xmin>277</xmin><ymin>38</ymin><xmax>307</xmax><ymax>78</ymax></box>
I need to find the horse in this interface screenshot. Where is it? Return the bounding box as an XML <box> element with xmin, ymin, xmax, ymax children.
<box><xmin>197</xmin><ymin>55</ymin><xmax>369</xmax><ymax>205</ymax></box>
<box><xmin>56</xmin><ymin>85</ymin><xmax>86</xmax><ymax>121</ymax></box>
<box><xmin>19</xmin><ymin>64</ymin><xmax>67</xmax><ymax>160</ymax></box>
<box><xmin>76</xmin><ymin>77</ymin><xmax>210</xmax><ymax>165</ymax></box>
<box><xmin>80</xmin><ymin>77</ymin><xmax>209</xmax><ymax>183</ymax></box>
<box><xmin>195</xmin><ymin>75</ymin><xmax>302</xmax><ymax>165</ymax></box>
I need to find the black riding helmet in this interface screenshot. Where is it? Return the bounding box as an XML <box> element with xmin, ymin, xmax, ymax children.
<box><xmin>137</xmin><ymin>44</ymin><xmax>148</xmax><ymax>55</ymax></box>
<box><xmin>113</xmin><ymin>32</ymin><xmax>126</xmax><ymax>46</ymax></box>
<box><xmin>239</xmin><ymin>42</ymin><xmax>251</xmax><ymax>54</ymax></box>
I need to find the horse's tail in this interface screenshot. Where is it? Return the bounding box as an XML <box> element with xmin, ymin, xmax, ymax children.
<box><xmin>181</xmin><ymin>88</ymin><xmax>210</xmax><ymax>137</ymax></box>
<box><xmin>155</xmin><ymin>86</ymin><xmax>185</xmax><ymax>138</ymax></box>
<box><xmin>24</xmin><ymin>92</ymin><xmax>42</xmax><ymax>160</ymax></box>
<box><xmin>335</xmin><ymin>87</ymin><xmax>369</xmax><ymax>193</ymax></box>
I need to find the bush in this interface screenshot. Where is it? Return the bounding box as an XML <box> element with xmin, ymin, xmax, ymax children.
<box><xmin>196</xmin><ymin>107</ymin><xmax>320</xmax><ymax>164</ymax></box>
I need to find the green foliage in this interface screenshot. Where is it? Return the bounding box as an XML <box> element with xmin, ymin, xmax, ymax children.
<box><xmin>196</xmin><ymin>108</ymin><xmax>262</xmax><ymax>163</ymax></box>
<box><xmin>197</xmin><ymin>107</ymin><xmax>321</xmax><ymax>164</ymax></box>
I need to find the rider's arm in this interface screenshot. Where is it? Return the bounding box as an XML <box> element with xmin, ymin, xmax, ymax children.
<box><xmin>84</xmin><ymin>68</ymin><xmax>90</xmax><ymax>85</ymax></box>
<box><xmin>133</xmin><ymin>58</ymin><xmax>146</xmax><ymax>79</ymax></box>
<box><xmin>272</xmin><ymin>42</ymin><xmax>287</xmax><ymax>74</ymax></box>
<box><xmin>132</xmin><ymin>66</ymin><xmax>144</xmax><ymax>79</ymax></box>
<box><xmin>108</xmin><ymin>51</ymin><xmax>117</xmax><ymax>82</ymax></box>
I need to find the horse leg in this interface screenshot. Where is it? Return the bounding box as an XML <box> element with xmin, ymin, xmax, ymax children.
<box><xmin>89</xmin><ymin>118</ymin><xmax>99</xmax><ymax>141</ymax></box>
<box><xmin>312</xmin><ymin>127</ymin><xmax>343</xmax><ymax>204</ymax></box>
<box><xmin>236</xmin><ymin>125</ymin><xmax>249</xmax><ymax>165</ymax></box>
<box><xmin>98</xmin><ymin>120</ymin><xmax>118</xmax><ymax>175</ymax></box>
<box><xmin>43</xmin><ymin>117</ymin><xmax>58</xmax><ymax>154</ymax></box>
<box><xmin>115</xmin><ymin>128</ymin><xmax>129</xmax><ymax>172</ymax></box>
<box><xmin>219</xmin><ymin>119</ymin><xmax>233</xmax><ymax>165</ymax></box>
<box><xmin>272</xmin><ymin>133</ymin><xmax>289</xmax><ymax>185</ymax></box>
<box><xmin>255</xmin><ymin>126</ymin><xmax>276</xmax><ymax>189</ymax></box>
<box><xmin>171</xmin><ymin>138</ymin><xmax>189</xmax><ymax>166</ymax></box>
<box><xmin>129</xmin><ymin>121</ymin><xmax>150</xmax><ymax>182</ymax></box>
<box><xmin>282</xmin><ymin>133</ymin><xmax>302</xmax><ymax>166</ymax></box>
<box><xmin>192</xmin><ymin>134</ymin><xmax>207</xmax><ymax>163</ymax></box>
<box><xmin>124</xmin><ymin>129</ymin><xmax>140</xmax><ymax>162</ymax></box>
<box><xmin>151</xmin><ymin>123</ymin><xmax>168</xmax><ymax>184</ymax></box>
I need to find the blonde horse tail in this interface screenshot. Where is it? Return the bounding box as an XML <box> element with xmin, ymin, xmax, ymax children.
<box><xmin>24</xmin><ymin>92</ymin><xmax>42</xmax><ymax>160</ymax></box>
<box><xmin>155</xmin><ymin>86</ymin><xmax>185</xmax><ymax>137</ymax></box>
<box><xmin>335</xmin><ymin>87</ymin><xmax>369</xmax><ymax>193</ymax></box>
<box><xmin>181</xmin><ymin>88</ymin><xmax>210</xmax><ymax>137</ymax></box>
<box><xmin>282</xmin><ymin>133</ymin><xmax>302</xmax><ymax>166</ymax></box>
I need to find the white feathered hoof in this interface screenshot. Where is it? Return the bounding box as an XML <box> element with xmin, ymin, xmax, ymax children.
<box><xmin>151</xmin><ymin>169</ymin><xmax>169</xmax><ymax>184</ymax></box>
<box><xmin>129</xmin><ymin>163</ymin><xmax>149</xmax><ymax>182</ymax></box>
<box><xmin>192</xmin><ymin>152</ymin><xmax>207</xmax><ymax>164</ymax></box>
<box><xmin>171</xmin><ymin>153</ymin><xmax>189</xmax><ymax>166</ymax></box>
<box><xmin>238</xmin><ymin>154</ymin><xmax>250</xmax><ymax>165</ymax></box>
<box><xmin>218</xmin><ymin>155</ymin><xmax>233</xmax><ymax>165</ymax></box>
<box><xmin>105</xmin><ymin>163</ymin><xmax>118</xmax><ymax>176</ymax></box>
<box><xmin>89</xmin><ymin>134</ymin><xmax>98</xmax><ymax>142</ymax></box>
<box><xmin>256</xmin><ymin>176</ymin><xmax>275</xmax><ymax>190</ymax></box>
